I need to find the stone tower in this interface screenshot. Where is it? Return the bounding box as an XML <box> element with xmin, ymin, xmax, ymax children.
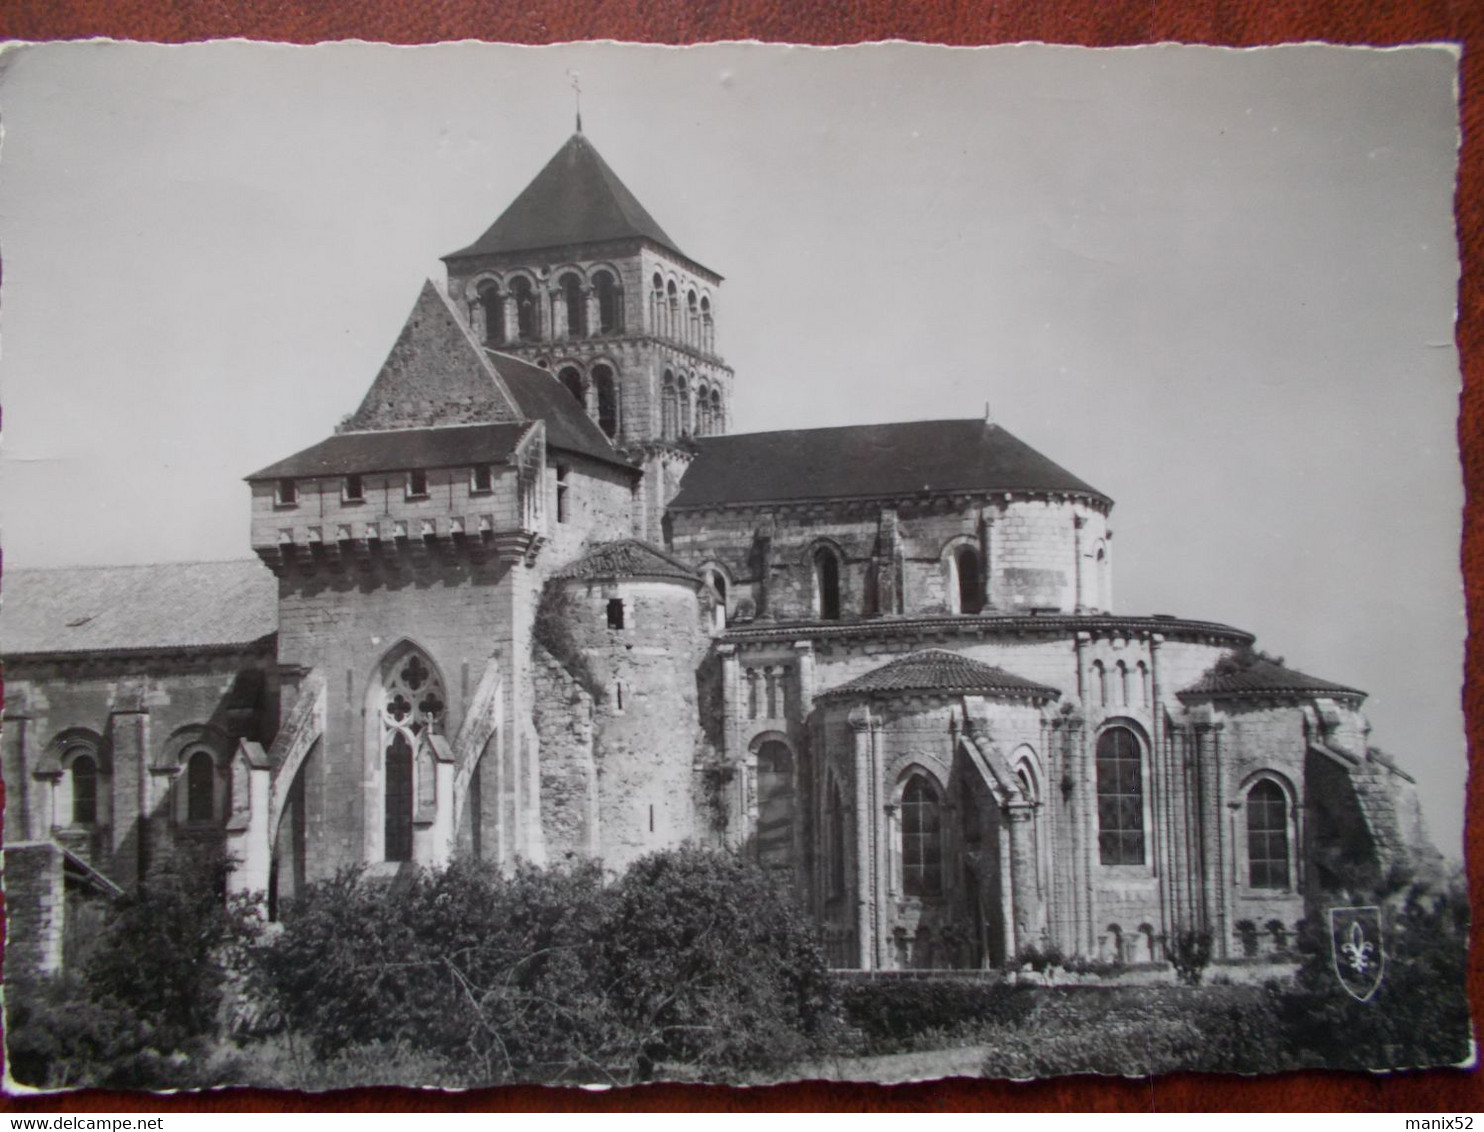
<box><xmin>442</xmin><ymin>129</ymin><xmax>733</xmax><ymax>542</ymax></box>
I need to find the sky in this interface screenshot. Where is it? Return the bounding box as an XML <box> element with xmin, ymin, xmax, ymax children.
<box><xmin>0</xmin><ymin>40</ymin><xmax>1465</xmax><ymax>853</ymax></box>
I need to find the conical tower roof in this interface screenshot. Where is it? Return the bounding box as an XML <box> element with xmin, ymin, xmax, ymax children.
<box><xmin>445</xmin><ymin>133</ymin><xmax>697</xmax><ymax>266</ymax></box>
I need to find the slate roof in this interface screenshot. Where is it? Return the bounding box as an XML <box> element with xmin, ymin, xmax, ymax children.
<box><xmin>247</xmin><ymin>422</ymin><xmax>533</xmax><ymax>480</ymax></box>
<box><xmin>445</xmin><ymin>134</ymin><xmax>702</xmax><ymax>269</ymax></box>
<box><xmin>819</xmin><ymin>649</ymin><xmax>1060</xmax><ymax>701</ymax></box>
<box><xmin>1179</xmin><ymin>659</ymin><xmax>1366</xmax><ymax>703</ymax></box>
<box><xmin>669</xmin><ymin>420</ymin><xmax>1110</xmax><ymax>509</ymax></box>
<box><xmin>550</xmin><ymin>539</ymin><xmax>700</xmax><ymax>584</ymax></box>
<box><xmin>4</xmin><ymin>560</ymin><xmax>278</xmax><ymax>658</ymax></box>
<box><xmin>488</xmin><ymin>352</ymin><xmax>639</xmax><ymax>472</ymax></box>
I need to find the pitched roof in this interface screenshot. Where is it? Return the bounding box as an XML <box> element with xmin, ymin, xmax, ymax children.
<box><xmin>550</xmin><ymin>539</ymin><xmax>699</xmax><ymax>584</ymax></box>
<box><xmin>487</xmin><ymin>351</ymin><xmax>638</xmax><ymax>472</ymax></box>
<box><xmin>819</xmin><ymin>649</ymin><xmax>1060</xmax><ymax>701</ymax></box>
<box><xmin>247</xmin><ymin>422</ymin><xmax>533</xmax><ymax>481</ymax></box>
<box><xmin>4</xmin><ymin>560</ymin><xmax>277</xmax><ymax>658</ymax></box>
<box><xmin>444</xmin><ymin>133</ymin><xmax>700</xmax><ymax>268</ymax></box>
<box><xmin>669</xmin><ymin>419</ymin><xmax>1110</xmax><ymax>509</ymax></box>
<box><xmin>341</xmin><ymin>280</ymin><xmax>526</xmax><ymax>433</ymax></box>
<box><xmin>1179</xmin><ymin>658</ymin><xmax>1366</xmax><ymax>703</ymax></box>
<box><xmin>252</xmin><ymin>283</ymin><xmax>634</xmax><ymax>478</ymax></box>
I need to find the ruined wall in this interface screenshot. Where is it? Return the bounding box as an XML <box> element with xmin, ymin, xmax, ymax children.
<box><xmin>544</xmin><ymin>575</ymin><xmax>711</xmax><ymax>871</ymax></box>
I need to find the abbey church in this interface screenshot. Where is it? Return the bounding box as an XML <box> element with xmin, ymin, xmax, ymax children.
<box><xmin>2</xmin><ymin>130</ymin><xmax>1439</xmax><ymax>977</ymax></box>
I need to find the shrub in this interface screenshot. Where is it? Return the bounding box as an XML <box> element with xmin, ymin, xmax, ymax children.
<box><xmin>598</xmin><ymin>846</ymin><xmax>838</xmax><ymax>1079</ymax></box>
<box><xmin>1169</xmin><ymin>929</ymin><xmax>1213</xmax><ymax>986</ymax></box>
<box><xmin>837</xmin><ymin>978</ymin><xmax>1033</xmax><ymax>1050</ymax></box>
<box><xmin>1234</xmin><ymin>919</ymin><xmax>1260</xmax><ymax>958</ymax></box>
<box><xmin>5</xmin><ymin>849</ymin><xmax>256</xmax><ymax>1089</ymax></box>
<box><xmin>1275</xmin><ymin>869</ymin><xmax>1470</xmax><ymax>1070</ymax></box>
<box><xmin>254</xmin><ymin>856</ymin><xmax>615</xmax><ymax>1083</ymax></box>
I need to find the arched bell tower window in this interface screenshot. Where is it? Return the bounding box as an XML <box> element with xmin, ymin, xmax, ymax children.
<box><xmin>594</xmin><ymin>270</ymin><xmax>622</xmax><ymax>335</ymax></box>
<box><xmin>695</xmin><ymin>382</ymin><xmax>711</xmax><ymax>436</ymax></box>
<box><xmin>954</xmin><ymin>545</ymin><xmax>983</xmax><ymax>614</ymax></box>
<box><xmin>814</xmin><ymin>546</ymin><xmax>842</xmax><ymax>621</ymax></box>
<box><xmin>378</xmin><ymin>648</ymin><xmax>446</xmax><ymax>863</ymax></box>
<box><xmin>700</xmin><ymin>296</ymin><xmax>713</xmax><ymax>353</ymax></box>
<box><xmin>558</xmin><ymin>365</ymin><xmax>585</xmax><ymax>408</ymax></box>
<box><xmin>511</xmin><ymin>276</ymin><xmax>539</xmax><ymax>342</ymax></box>
<box><xmin>710</xmin><ymin>388</ymin><xmax>722</xmax><ymax>433</ymax></box>
<box><xmin>593</xmin><ymin>364</ymin><xmax>618</xmax><ymax>439</ymax></box>
<box><xmin>678</xmin><ymin>378</ymin><xmax>692</xmax><ymax>438</ymax></box>
<box><xmin>560</xmin><ymin>272</ymin><xmax>586</xmax><ymax>339</ymax></box>
<box><xmin>661</xmin><ymin>370</ymin><xmax>679</xmax><ymax>441</ymax></box>
<box><xmin>478</xmin><ymin>282</ymin><xmax>504</xmax><ymax>347</ymax></box>
<box><xmin>900</xmin><ymin>774</ymin><xmax>943</xmax><ymax>898</ymax></box>
<box><xmin>1096</xmin><ymin>726</ymin><xmax>1145</xmax><ymax>866</ymax></box>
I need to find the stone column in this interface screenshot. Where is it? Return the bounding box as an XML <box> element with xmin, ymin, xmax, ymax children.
<box><xmin>978</xmin><ymin>512</ymin><xmax>995</xmax><ymax>610</ymax></box>
<box><xmin>585</xmin><ymin>287</ymin><xmax>600</xmax><ymax>337</ymax></box>
<box><xmin>469</xmin><ymin>299</ymin><xmax>487</xmax><ymax>344</ymax></box>
<box><xmin>848</xmin><ymin>705</ymin><xmax>874</xmax><ymax>970</ymax></box>
<box><xmin>717</xmin><ymin>644</ymin><xmax>740</xmax><ymax>758</ymax></box>
<box><xmin>108</xmin><ymin>690</ymin><xmax>150</xmax><ymax>888</ymax></box>
<box><xmin>550</xmin><ymin>290</ymin><xmax>568</xmax><ymax>340</ymax></box>
<box><xmin>793</xmin><ymin>640</ymin><xmax>815</xmax><ymax>720</ymax></box>
<box><xmin>502</xmin><ymin>295</ymin><xmax>518</xmax><ymax>344</ymax></box>
<box><xmin>1073</xmin><ymin>514</ymin><xmax>1088</xmax><ymax>613</ymax></box>
<box><xmin>1007</xmin><ymin>802</ymin><xmax>1040</xmax><ymax>954</ymax></box>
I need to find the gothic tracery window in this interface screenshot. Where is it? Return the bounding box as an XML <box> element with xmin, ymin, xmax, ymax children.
<box><xmin>380</xmin><ymin>650</ymin><xmax>446</xmax><ymax>863</ymax></box>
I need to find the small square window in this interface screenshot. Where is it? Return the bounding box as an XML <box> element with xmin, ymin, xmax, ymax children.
<box><xmin>276</xmin><ymin>478</ymin><xmax>297</xmax><ymax>506</ymax></box>
<box><xmin>343</xmin><ymin>474</ymin><xmax>364</xmax><ymax>503</ymax></box>
<box><xmin>406</xmin><ymin>469</ymin><xmax>428</xmax><ymax>499</ymax></box>
<box><xmin>471</xmin><ymin>465</ymin><xmax>493</xmax><ymax>494</ymax></box>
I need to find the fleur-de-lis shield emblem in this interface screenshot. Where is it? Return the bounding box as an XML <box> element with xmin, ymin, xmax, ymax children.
<box><xmin>1328</xmin><ymin>905</ymin><xmax>1385</xmax><ymax>1002</ymax></box>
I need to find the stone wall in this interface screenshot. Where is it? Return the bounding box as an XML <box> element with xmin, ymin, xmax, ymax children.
<box><xmin>3</xmin><ymin>842</ymin><xmax>66</xmax><ymax>979</ymax></box>
<box><xmin>669</xmin><ymin>495</ymin><xmax>1111</xmax><ymax>624</ymax></box>
<box><xmin>3</xmin><ymin>650</ymin><xmax>275</xmax><ymax>889</ymax></box>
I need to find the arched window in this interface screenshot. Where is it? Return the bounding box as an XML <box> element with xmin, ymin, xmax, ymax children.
<box><xmin>1096</xmin><ymin>727</ymin><xmax>1144</xmax><ymax>865</ymax></box>
<box><xmin>71</xmin><ymin>751</ymin><xmax>98</xmax><ymax>825</ymax></box>
<box><xmin>1137</xmin><ymin>661</ymin><xmax>1150</xmax><ymax>707</ymax></box>
<box><xmin>187</xmin><ymin>750</ymin><xmax>217</xmax><ymax>823</ymax></box>
<box><xmin>954</xmin><ymin>545</ymin><xmax>983</xmax><ymax>614</ymax></box>
<box><xmin>678</xmin><ymin>381</ymin><xmax>692</xmax><ymax>437</ymax></box>
<box><xmin>1092</xmin><ymin>659</ymin><xmax>1108</xmax><ymax>707</ymax></box>
<box><xmin>477</xmin><ymin>282</ymin><xmax>503</xmax><ymax>347</ymax></box>
<box><xmin>511</xmin><ymin>276</ymin><xmax>539</xmax><ymax>342</ymax></box>
<box><xmin>560</xmin><ymin>273</ymin><xmax>586</xmax><ymax>338</ymax></box>
<box><xmin>707</xmin><ymin>569</ymin><xmax>728</xmax><ymax>630</ymax></box>
<box><xmin>558</xmin><ymin>366</ymin><xmax>585</xmax><ymax>408</ymax></box>
<box><xmin>666</xmin><ymin>279</ymin><xmax>679</xmax><ymax>340</ymax></box>
<box><xmin>650</xmin><ymin>272</ymin><xmax>665</xmax><ymax>333</ymax></box>
<box><xmin>900</xmin><ymin>775</ymin><xmax>943</xmax><ymax>898</ymax></box>
<box><xmin>710</xmin><ymin>388</ymin><xmax>722</xmax><ymax>433</ymax></box>
<box><xmin>825</xmin><ymin>779</ymin><xmax>846</xmax><ymax>899</ymax></box>
<box><xmin>701</xmin><ymin>296</ymin><xmax>713</xmax><ymax>352</ymax></box>
<box><xmin>593</xmin><ymin>365</ymin><xmax>618</xmax><ymax>439</ymax></box>
<box><xmin>695</xmin><ymin>383</ymin><xmax>709</xmax><ymax>436</ymax></box>
<box><xmin>686</xmin><ymin>289</ymin><xmax>698</xmax><ymax>346</ymax></box>
<box><xmin>594</xmin><ymin>270</ymin><xmax>622</xmax><ymax>334</ymax></box>
<box><xmin>814</xmin><ymin>546</ymin><xmax>841</xmax><ymax>621</ymax></box>
<box><xmin>755</xmin><ymin>741</ymin><xmax>794</xmax><ymax>869</ymax></box>
<box><xmin>378</xmin><ymin>649</ymin><xmax>446</xmax><ymax>863</ymax></box>
<box><xmin>1116</xmin><ymin>660</ymin><xmax>1129</xmax><ymax>706</ymax></box>
<box><xmin>661</xmin><ymin>371</ymin><xmax>678</xmax><ymax>441</ymax></box>
<box><xmin>1247</xmin><ymin>779</ymin><xmax>1290</xmax><ymax>889</ymax></box>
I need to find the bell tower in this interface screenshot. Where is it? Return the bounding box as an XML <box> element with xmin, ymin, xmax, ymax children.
<box><xmin>442</xmin><ymin>130</ymin><xmax>732</xmax><ymax>472</ymax></box>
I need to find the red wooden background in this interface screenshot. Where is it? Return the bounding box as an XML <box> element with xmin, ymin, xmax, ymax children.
<box><xmin>0</xmin><ymin>0</ymin><xmax>1479</xmax><ymax>1113</ymax></box>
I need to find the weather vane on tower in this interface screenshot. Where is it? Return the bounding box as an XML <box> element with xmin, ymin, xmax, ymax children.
<box><xmin>569</xmin><ymin>71</ymin><xmax>582</xmax><ymax>133</ymax></box>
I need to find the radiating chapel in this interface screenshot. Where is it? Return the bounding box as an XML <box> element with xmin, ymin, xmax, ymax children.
<box><xmin>2</xmin><ymin>129</ymin><xmax>1439</xmax><ymax>977</ymax></box>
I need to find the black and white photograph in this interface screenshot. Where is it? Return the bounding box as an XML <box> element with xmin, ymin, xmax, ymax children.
<box><xmin>0</xmin><ymin>40</ymin><xmax>1469</xmax><ymax>1091</ymax></box>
